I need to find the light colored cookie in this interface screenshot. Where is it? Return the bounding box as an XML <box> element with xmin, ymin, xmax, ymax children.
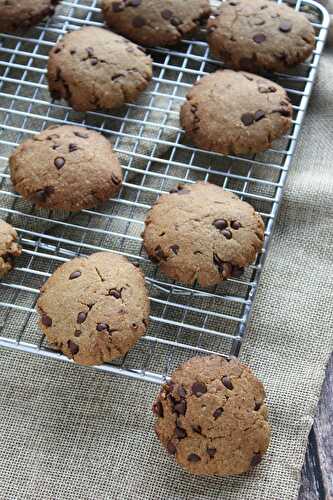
<box><xmin>0</xmin><ymin>219</ymin><xmax>22</xmax><ymax>278</ymax></box>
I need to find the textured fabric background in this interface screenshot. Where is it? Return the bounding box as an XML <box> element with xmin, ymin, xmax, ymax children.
<box><xmin>0</xmin><ymin>19</ymin><xmax>332</xmax><ymax>500</ymax></box>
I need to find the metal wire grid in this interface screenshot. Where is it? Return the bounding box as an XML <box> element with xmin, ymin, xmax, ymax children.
<box><xmin>0</xmin><ymin>0</ymin><xmax>329</xmax><ymax>384</ymax></box>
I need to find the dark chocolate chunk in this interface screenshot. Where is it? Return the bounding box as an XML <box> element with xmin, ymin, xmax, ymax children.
<box><xmin>188</xmin><ymin>453</ymin><xmax>201</xmax><ymax>463</ymax></box>
<box><xmin>251</xmin><ymin>452</ymin><xmax>262</xmax><ymax>466</ymax></box>
<box><xmin>253</xmin><ymin>33</ymin><xmax>266</xmax><ymax>43</ymax></box>
<box><xmin>222</xmin><ymin>375</ymin><xmax>233</xmax><ymax>390</ymax></box>
<box><xmin>213</xmin><ymin>407</ymin><xmax>224</xmax><ymax>418</ymax></box>
<box><xmin>241</xmin><ymin>113</ymin><xmax>254</xmax><ymax>126</ymax></box>
<box><xmin>68</xmin><ymin>339</ymin><xmax>79</xmax><ymax>355</ymax></box>
<box><xmin>77</xmin><ymin>311</ymin><xmax>87</xmax><ymax>324</ymax></box>
<box><xmin>69</xmin><ymin>271</ymin><xmax>81</xmax><ymax>280</ymax></box>
<box><xmin>42</xmin><ymin>314</ymin><xmax>52</xmax><ymax>327</ymax></box>
<box><xmin>279</xmin><ymin>20</ymin><xmax>292</xmax><ymax>33</ymax></box>
<box><xmin>192</xmin><ymin>382</ymin><xmax>207</xmax><ymax>397</ymax></box>
<box><xmin>213</xmin><ymin>219</ymin><xmax>228</xmax><ymax>231</ymax></box>
<box><xmin>207</xmin><ymin>447</ymin><xmax>217</xmax><ymax>458</ymax></box>
<box><xmin>166</xmin><ymin>441</ymin><xmax>177</xmax><ymax>455</ymax></box>
<box><xmin>175</xmin><ymin>426</ymin><xmax>187</xmax><ymax>439</ymax></box>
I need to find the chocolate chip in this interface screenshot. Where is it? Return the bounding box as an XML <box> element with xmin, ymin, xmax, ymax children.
<box><xmin>166</xmin><ymin>441</ymin><xmax>176</xmax><ymax>455</ymax></box>
<box><xmin>192</xmin><ymin>382</ymin><xmax>207</xmax><ymax>397</ymax></box>
<box><xmin>74</xmin><ymin>131</ymin><xmax>89</xmax><ymax>139</ymax></box>
<box><xmin>222</xmin><ymin>376</ymin><xmax>233</xmax><ymax>390</ymax></box>
<box><xmin>254</xmin><ymin>110</ymin><xmax>266</xmax><ymax>122</ymax></box>
<box><xmin>155</xmin><ymin>245</ymin><xmax>166</xmax><ymax>261</ymax></box>
<box><xmin>170</xmin><ymin>245</ymin><xmax>179</xmax><ymax>255</ymax></box>
<box><xmin>213</xmin><ymin>219</ymin><xmax>228</xmax><ymax>231</ymax></box>
<box><xmin>251</xmin><ymin>453</ymin><xmax>262</xmax><ymax>467</ymax></box>
<box><xmin>132</xmin><ymin>15</ymin><xmax>146</xmax><ymax>27</ymax></box>
<box><xmin>131</xmin><ymin>323</ymin><xmax>138</xmax><ymax>329</ymax></box>
<box><xmin>192</xmin><ymin>425</ymin><xmax>202</xmax><ymax>434</ymax></box>
<box><xmin>279</xmin><ymin>20</ymin><xmax>292</xmax><ymax>33</ymax></box>
<box><xmin>77</xmin><ymin>311</ymin><xmax>87</xmax><ymax>324</ymax></box>
<box><xmin>171</xmin><ymin>17</ymin><xmax>182</xmax><ymax>26</ymax></box>
<box><xmin>112</xmin><ymin>1</ymin><xmax>124</xmax><ymax>12</ymax></box>
<box><xmin>213</xmin><ymin>407</ymin><xmax>223</xmax><ymax>418</ymax></box>
<box><xmin>42</xmin><ymin>314</ymin><xmax>52</xmax><ymax>327</ymax></box>
<box><xmin>174</xmin><ymin>400</ymin><xmax>186</xmax><ymax>416</ymax></box>
<box><xmin>96</xmin><ymin>323</ymin><xmax>109</xmax><ymax>332</ymax></box>
<box><xmin>74</xmin><ymin>330</ymin><xmax>81</xmax><ymax>337</ymax></box>
<box><xmin>231</xmin><ymin>265</ymin><xmax>244</xmax><ymax>278</ymax></box>
<box><xmin>207</xmin><ymin>448</ymin><xmax>217</xmax><ymax>458</ymax></box>
<box><xmin>222</xmin><ymin>229</ymin><xmax>232</xmax><ymax>240</ymax></box>
<box><xmin>176</xmin><ymin>426</ymin><xmax>187</xmax><ymax>439</ymax></box>
<box><xmin>130</xmin><ymin>0</ymin><xmax>141</xmax><ymax>5</ymax></box>
<box><xmin>31</xmin><ymin>186</ymin><xmax>55</xmax><ymax>203</ymax></box>
<box><xmin>109</xmin><ymin>289</ymin><xmax>121</xmax><ymax>299</ymax></box>
<box><xmin>188</xmin><ymin>453</ymin><xmax>201</xmax><ymax>463</ymax></box>
<box><xmin>241</xmin><ymin>113</ymin><xmax>254</xmax><ymax>126</ymax></box>
<box><xmin>111</xmin><ymin>174</ymin><xmax>121</xmax><ymax>185</ymax></box>
<box><xmin>253</xmin><ymin>33</ymin><xmax>266</xmax><ymax>43</ymax></box>
<box><xmin>70</xmin><ymin>49</ymin><xmax>76</xmax><ymax>55</ymax></box>
<box><xmin>213</xmin><ymin>253</ymin><xmax>224</xmax><ymax>272</ymax></box>
<box><xmin>231</xmin><ymin>221</ymin><xmax>241</xmax><ymax>230</ymax></box>
<box><xmin>68</xmin><ymin>340</ymin><xmax>79</xmax><ymax>355</ymax></box>
<box><xmin>68</xmin><ymin>143</ymin><xmax>78</xmax><ymax>153</ymax></box>
<box><xmin>90</xmin><ymin>58</ymin><xmax>98</xmax><ymax>66</ymax></box>
<box><xmin>178</xmin><ymin>385</ymin><xmax>186</xmax><ymax>398</ymax></box>
<box><xmin>54</xmin><ymin>157</ymin><xmax>65</xmax><ymax>170</ymax></box>
<box><xmin>161</xmin><ymin>9</ymin><xmax>173</xmax><ymax>20</ymax></box>
<box><xmin>254</xmin><ymin>400</ymin><xmax>262</xmax><ymax>411</ymax></box>
<box><xmin>152</xmin><ymin>401</ymin><xmax>164</xmax><ymax>417</ymax></box>
<box><xmin>69</xmin><ymin>271</ymin><xmax>81</xmax><ymax>280</ymax></box>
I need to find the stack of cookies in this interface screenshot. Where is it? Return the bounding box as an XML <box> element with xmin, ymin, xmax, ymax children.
<box><xmin>0</xmin><ymin>0</ymin><xmax>316</xmax><ymax>477</ymax></box>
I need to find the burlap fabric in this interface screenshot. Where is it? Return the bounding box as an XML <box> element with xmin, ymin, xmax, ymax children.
<box><xmin>0</xmin><ymin>7</ymin><xmax>332</xmax><ymax>500</ymax></box>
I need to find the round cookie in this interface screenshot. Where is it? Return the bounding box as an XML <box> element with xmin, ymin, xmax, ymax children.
<box><xmin>207</xmin><ymin>0</ymin><xmax>315</xmax><ymax>73</ymax></box>
<box><xmin>37</xmin><ymin>252</ymin><xmax>150</xmax><ymax>366</ymax></box>
<box><xmin>180</xmin><ymin>70</ymin><xmax>293</xmax><ymax>155</ymax></box>
<box><xmin>0</xmin><ymin>219</ymin><xmax>22</xmax><ymax>278</ymax></box>
<box><xmin>9</xmin><ymin>125</ymin><xmax>123</xmax><ymax>211</ymax></box>
<box><xmin>0</xmin><ymin>0</ymin><xmax>60</xmax><ymax>33</ymax></box>
<box><xmin>101</xmin><ymin>0</ymin><xmax>211</xmax><ymax>47</ymax></box>
<box><xmin>143</xmin><ymin>181</ymin><xmax>265</xmax><ymax>288</ymax></box>
<box><xmin>48</xmin><ymin>26</ymin><xmax>153</xmax><ymax>112</ymax></box>
<box><xmin>153</xmin><ymin>355</ymin><xmax>271</xmax><ymax>476</ymax></box>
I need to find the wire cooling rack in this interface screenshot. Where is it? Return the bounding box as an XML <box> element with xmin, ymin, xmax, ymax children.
<box><xmin>0</xmin><ymin>0</ymin><xmax>329</xmax><ymax>384</ymax></box>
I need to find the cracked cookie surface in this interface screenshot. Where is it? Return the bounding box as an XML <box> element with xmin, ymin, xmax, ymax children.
<box><xmin>0</xmin><ymin>0</ymin><xmax>60</xmax><ymax>33</ymax></box>
<box><xmin>143</xmin><ymin>181</ymin><xmax>264</xmax><ymax>288</ymax></box>
<box><xmin>153</xmin><ymin>355</ymin><xmax>271</xmax><ymax>476</ymax></box>
<box><xmin>37</xmin><ymin>252</ymin><xmax>150</xmax><ymax>366</ymax></box>
<box><xmin>207</xmin><ymin>0</ymin><xmax>315</xmax><ymax>73</ymax></box>
<box><xmin>0</xmin><ymin>219</ymin><xmax>22</xmax><ymax>278</ymax></box>
<box><xmin>9</xmin><ymin>125</ymin><xmax>123</xmax><ymax>211</ymax></box>
<box><xmin>48</xmin><ymin>26</ymin><xmax>153</xmax><ymax>112</ymax></box>
<box><xmin>101</xmin><ymin>0</ymin><xmax>211</xmax><ymax>47</ymax></box>
<box><xmin>180</xmin><ymin>70</ymin><xmax>292</xmax><ymax>155</ymax></box>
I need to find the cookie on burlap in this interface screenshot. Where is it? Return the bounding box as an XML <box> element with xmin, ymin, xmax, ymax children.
<box><xmin>153</xmin><ymin>355</ymin><xmax>271</xmax><ymax>476</ymax></box>
<box><xmin>0</xmin><ymin>219</ymin><xmax>22</xmax><ymax>278</ymax></box>
<box><xmin>37</xmin><ymin>252</ymin><xmax>150</xmax><ymax>366</ymax></box>
<box><xmin>101</xmin><ymin>0</ymin><xmax>211</xmax><ymax>47</ymax></box>
<box><xmin>180</xmin><ymin>70</ymin><xmax>292</xmax><ymax>155</ymax></box>
<box><xmin>143</xmin><ymin>181</ymin><xmax>264</xmax><ymax>288</ymax></box>
<box><xmin>9</xmin><ymin>125</ymin><xmax>123</xmax><ymax>211</ymax></box>
<box><xmin>48</xmin><ymin>26</ymin><xmax>153</xmax><ymax>112</ymax></box>
<box><xmin>0</xmin><ymin>0</ymin><xmax>60</xmax><ymax>33</ymax></box>
<box><xmin>207</xmin><ymin>0</ymin><xmax>315</xmax><ymax>72</ymax></box>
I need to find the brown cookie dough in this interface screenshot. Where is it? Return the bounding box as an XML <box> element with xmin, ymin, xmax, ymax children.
<box><xmin>0</xmin><ymin>0</ymin><xmax>60</xmax><ymax>33</ymax></box>
<box><xmin>180</xmin><ymin>70</ymin><xmax>293</xmax><ymax>155</ymax></box>
<box><xmin>0</xmin><ymin>219</ymin><xmax>22</xmax><ymax>278</ymax></box>
<box><xmin>9</xmin><ymin>125</ymin><xmax>123</xmax><ymax>211</ymax></box>
<box><xmin>207</xmin><ymin>0</ymin><xmax>315</xmax><ymax>73</ymax></box>
<box><xmin>143</xmin><ymin>181</ymin><xmax>264</xmax><ymax>288</ymax></box>
<box><xmin>37</xmin><ymin>252</ymin><xmax>150</xmax><ymax>366</ymax></box>
<box><xmin>48</xmin><ymin>26</ymin><xmax>153</xmax><ymax>112</ymax></box>
<box><xmin>101</xmin><ymin>0</ymin><xmax>211</xmax><ymax>47</ymax></box>
<box><xmin>153</xmin><ymin>355</ymin><xmax>271</xmax><ymax>476</ymax></box>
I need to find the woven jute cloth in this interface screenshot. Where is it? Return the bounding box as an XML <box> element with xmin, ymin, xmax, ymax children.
<box><xmin>0</xmin><ymin>29</ymin><xmax>332</xmax><ymax>500</ymax></box>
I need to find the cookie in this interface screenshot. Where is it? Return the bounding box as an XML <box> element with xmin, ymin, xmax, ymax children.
<box><xmin>153</xmin><ymin>355</ymin><xmax>271</xmax><ymax>476</ymax></box>
<box><xmin>143</xmin><ymin>181</ymin><xmax>264</xmax><ymax>288</ymax></box>
<box><xmin>37</xmin><ymin>252</ymin><xmax>150</xmax><ymax>366</ymax></box>
<box><xmin>9</xmin><ymin>125</ymin><xmax>123</xmax><ymax>211</ymax></box>
<box><xmin>101</xmin><ymin>0</ymin><xmax>211</xmax><ymax>47</ymax></box>
<box><xmin>207</xmin><ymin>0</ymin><xmax>315</xmax><ymax>73</ymax></box>
<box><xmin>180</xmin><ymin>70</ymin><xmax>292</xmax><ymax>155</ymax></box>
<box><xmin>0</xmin><ymin>219</ymin><xmax>22</xmax><ymax>278</ymax></box>
<box><xmin>0</xmin><ymin>0</ymin><xmax>59</xmax><ymax>33</ymax></box>
<box><xmin>48</xmin><ymin>26</ymin><xmax>153</xmax><ymax>112</ymax></box>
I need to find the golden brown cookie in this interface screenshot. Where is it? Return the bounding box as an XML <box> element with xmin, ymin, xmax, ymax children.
<box><xmin>207</xmin><ymin>0</ymin><xmax>315</xmax><ymax>72</ymax></box>
<box><xmin>143</xmin><ymin>181</ymin><xmax>264</xmax><ymax>287</ymax></box>
<box><xmin>0</xmin><ymin>219</ymin><xmax>22</xmax><ymax>278</ymax></box>
<box><xmin>0</xmin><ymin>0</ymin><xmax>60</xmax><ymax>33</ymax></box>
<box><xmin>48</xmin><ymin>26</ymin><xmax>153</xmax><ymax>112</ymax></box>
<box><xmin>101</xmin><ymin>0</ymin><xmax>211</xmax><ymax>47</ymax></box>
<box><xmin>37</xmin><ymin>252</ymin><xmax>150</xmax><ymax>366</ymax></box>
<box><xmin>180</xmin><ymin>70</ymin><xmax>293</xmax><ymax>155</ymax></box>
<box><xmin>153</xmin><ymin>355</ymin><xmax>271</xmax><ymax>476</ymax></box>
<box><xmin>9</xmin><ymin>125</ymin><xmax>123</xmax><ymax>211</ymax></box>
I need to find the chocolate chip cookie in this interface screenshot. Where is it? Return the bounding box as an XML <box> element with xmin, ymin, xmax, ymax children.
<box><xmin>101</xmin><ymin>0</ymin><xmax>211</xmax><ymax>47</ymax></box>
<box><xmin>48</xmin><ymin>26</ymin><xmax>153</xmax><ymax>112</ymax></box>
<box><xmin>143</xmin><ymin>181</ymin><xmax>264</xmax><ymax>287</ymax></box>
<box><xmin>180</xmin><ymin>70</ymin><xmax>292</xmax><ymax>155</ymax></box>
<box><xmin>9</xmin><ymin>125</ymin><xmax>123</xmax><ymax>211</ymax></box>
<box><xmin>37</xmin><ymin>252</ymin><xmax>150</xmax><ymax>366</ymax></box>
<box><xmin>0</xmin><ymin>219</ymin><xmax>22</xmax><ymax>278</ymax></box>
<box><xmin>207</xmin><ymin>0</ymin><xmax>315</xmax><ymax>72</ymax></box>
<box><xmin>0</xmin><ymin>0</ymin><xmax>60</xmax><ymax>33</ymax></box>
<box><xmin>153</xmin><ymin>355</ymin><xmax>271</xmax><ymax>476</ymax></box>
